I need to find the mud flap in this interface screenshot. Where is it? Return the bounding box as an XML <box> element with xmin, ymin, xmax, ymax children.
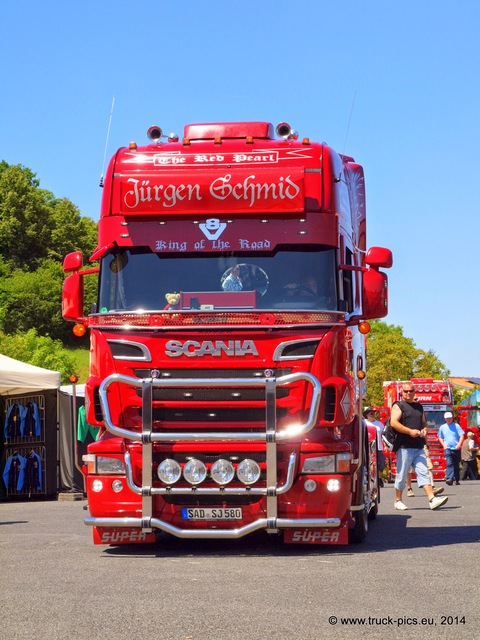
<box><xmin>93</xmin><ymin>527</ymin><xmax>156</xmax><ymax>545</ymax></box>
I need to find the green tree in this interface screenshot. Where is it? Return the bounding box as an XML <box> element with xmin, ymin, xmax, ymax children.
<box><xmin>365</xmin><ymin>320</ymin><xmax>449</xmax><ymax>407</ymax></box>
<box><xmin>0</xmin><ymin>162</ymin><xmax>97</xmax><ymax>270</ymax></box>
<box><xmin>0</xmin><ymin>260</ymin><xmax>73</xmax><ymax>343</ymax></box>
<box><xmin>48</xmin><ymin>196</ymin><xmax>97</xmax><ymax>261</ymax></box>
<box><xmin>0</xmin><ymin>161</ymin><xmax>98</xmax><ymax>345</ymax></box>
<box><xmin>0</xmin><ymin>329</ymin><xmax>78</xmax><ymax>384</ymax></box>
<box><xmin>0</xmin><ymin>162</ymin><xmax>53</xmax><ymax>270</ymax></box>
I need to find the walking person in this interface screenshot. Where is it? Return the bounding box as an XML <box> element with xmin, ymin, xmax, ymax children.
<box><xmin>460</xmin><ymin>431</ymin><xmax>479</xmax><ymax>481</ymax></box>
<box><xmin>438</xmin><ymin>411</ymin><xmax>465</xmax><ymax>485</ymax></box>
<box><xmin>405</xmin><ymin>449</ymin><xmax>444</xmax><ymax>497</ymax></box>
<box><xmin>390</xmin><ymin>383</ymin><xmax>448</xmax><ymax>511</ymax></box>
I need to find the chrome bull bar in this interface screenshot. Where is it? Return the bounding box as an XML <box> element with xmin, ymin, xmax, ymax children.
<box><xmin>84</xmin><ymin>516</ymin><xmax>342</xmax><ymax>539</ymax></box>
<box><xmin>91</xmin><ymin>371</ymin><xmax>325</xmax><ymax>538</ymax></box>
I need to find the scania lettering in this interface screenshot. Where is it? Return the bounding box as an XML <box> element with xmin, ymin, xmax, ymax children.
<box><xmin>165</xmin><ymin>339</ymin><xmax>259</xmax><ymax>357</ymax></box>
<box><xmin>62</xmin><ymin>120</ymin><xmax>392</xmax><ymax>545</ymax></box>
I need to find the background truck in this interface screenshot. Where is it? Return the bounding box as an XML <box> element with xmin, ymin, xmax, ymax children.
<box><xmin>62</xmin><ymin>120</ymin><xmax>392</xmax><ymax>545</ymax></box>
<box><xmin>383</xmin><ymin>378</ymin><xmax>452</xmax><ymax>481</ymax></box>
<box><xmin>456</xmin><ymin>396</ymin><xmax>480</xmax><ymax>475</ymax></box>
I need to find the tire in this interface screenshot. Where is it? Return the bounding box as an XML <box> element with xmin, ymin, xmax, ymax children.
<box><xmin>349</xmin><ymin>464</ymin><xmax>369</xmax><ymax>543</ymax></box>
<box><xmin>349</xmin><ymin>502</ymin><xmax>368</xmax><ymax>543</ymax></box>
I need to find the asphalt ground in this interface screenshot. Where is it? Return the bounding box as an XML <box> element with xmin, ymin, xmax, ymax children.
<box><xmin>1</xmin><ymin>479</ymin><xmax>479</xmax><ymax>640</ymax></box>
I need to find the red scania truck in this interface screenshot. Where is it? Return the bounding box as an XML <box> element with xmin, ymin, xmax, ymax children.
<box><xmin>62</xmin><ymin>120</ymin><xmax>392</xmax><ymax>545</ymax></box>
<box><xmin>383</xmin><ymin>378</ymin><xmax>452</xmax><ymax>480</ymax></box>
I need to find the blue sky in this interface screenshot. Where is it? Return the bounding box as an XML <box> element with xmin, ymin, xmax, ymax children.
<box><xmin>1</xmin><ymin>1</ymin><xmax>479</xmax><ymax>376</ymax></box>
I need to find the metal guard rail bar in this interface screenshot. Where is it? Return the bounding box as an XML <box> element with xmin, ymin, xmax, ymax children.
<box><xmin>98</xmin><ymin>371</ymin><xmax>321</xmax><ymax>443</ymax></box>
<box><xmin>84</xmin><ymin>516</ymin><xmax>342</xmax><ymax>539</ymax></box>
<box><xmin>93</xmin><ymin>371</ymin><xmax>322</xmax><ymax>537</ymax></box>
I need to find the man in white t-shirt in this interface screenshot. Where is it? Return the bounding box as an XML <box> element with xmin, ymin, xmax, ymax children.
<box><xmin>438</xmin><ymin>411</ymin><xmax>465</xmax><ymax>485</ymax></box>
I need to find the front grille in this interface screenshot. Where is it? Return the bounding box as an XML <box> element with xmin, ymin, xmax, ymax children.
<box><xmin>133</xmin><ymin>367</ymin><xmax>292</xmax><ymax>379</ymax></box>
<box><xmin>153</xmin><ymin>451</ymin><xmax>279</xmax><ymax>464</ymax></box>
<box><xmin>134</xmin><ymin>367</ymin><xmax>292</xmax><ymax>404</ymax></box>
<box><xmin>161</xmin><ymin>495</ymin><xmax>263</xmax><ymax>506</ymax></box>
<box><xmin>146</xmin><ymin>388</ymin><xmax>289</xmax><ymax>401</ymax></box>
<box><xmin>151</xmin><ymin>407</ymin><xmax>288</xmax><ymax>422</ymax></box>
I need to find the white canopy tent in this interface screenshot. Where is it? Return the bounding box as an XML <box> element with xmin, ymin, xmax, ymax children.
<box><xmin>1</xmin><ymin>354</ymin><xmax>61</xmax><ymax>497</ymax></box>
<box><xmin>0</xmin><ymin>354</ymin><xmax>61</xmax><ymax>395</ymax></box>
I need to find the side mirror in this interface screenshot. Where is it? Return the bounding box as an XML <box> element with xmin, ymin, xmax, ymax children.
<box><xmin>362</xmin><ymin>268</ymin><xmax>388</xmax><ymax>319</ymax></box>
<box><xmin>62</xmin><ymin>272</ymin><xmax>85</xmax><ymax>322</ymax></box>
<box><xmin>63</xmin><ymin>251</ymin><xmax>83</xmax><ymax>273</ymax></box>
<box><xmin>365</xmin><ymin>246</ymin><xmax>393</xmax><ymax>269</ymax></box>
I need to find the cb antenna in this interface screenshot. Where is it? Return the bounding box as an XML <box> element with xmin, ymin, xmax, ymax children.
<box><xmin>342</xmin><ymin>90</ymin><xmax>357</xmax><ymax>156</ymax></box>
<box><xmin>99</xmin><ymin>96</ymin><xmax>115</xmax><ymax>187</ymax></box>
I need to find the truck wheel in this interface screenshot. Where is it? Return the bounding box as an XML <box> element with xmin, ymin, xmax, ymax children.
<box><xmin>349</xmin><ymin>503</ymin><xmax>368</xmax><ymax>543</ymax></box>
<box><xmin>369</xmin><ymin>477</ymin><xmax>380</xmax><ymax>519</ymax></box>
<box><xmin>368</xmin><ymin>495</ymin><xmax>378</xmax><ymax>520</ymax></box>
<box><xmin>349</xmin><ymin>465</ymin><xmax>369</xmax><ymax>543</ymax></box>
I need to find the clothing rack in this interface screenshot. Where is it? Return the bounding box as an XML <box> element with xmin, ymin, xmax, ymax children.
<box><xmin>3</xmin><ymin>394</ymin><xmax>47</xmax><ymax>497</ymax></box>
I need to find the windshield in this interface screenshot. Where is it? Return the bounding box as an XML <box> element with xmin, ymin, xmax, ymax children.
<box><xmin>424</xmin><ymin>411</ymin><xmax>448</xmax><ymax>430</ymax></box>
<box><xmin>98</xmin><ymin>246</ymin><xmax>339</xmax><ymax>313</ymax></box>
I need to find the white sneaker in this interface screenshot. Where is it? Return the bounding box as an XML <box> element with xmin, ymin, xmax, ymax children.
<box><xmin>429</xmin><ymin>495</ymin><xmax>448</xmax><ymax>510</ymax></box>
<box><xmin>394</xmin><ymin>500</ymin><xmax>408</xmax><ymax>510</ymax></box>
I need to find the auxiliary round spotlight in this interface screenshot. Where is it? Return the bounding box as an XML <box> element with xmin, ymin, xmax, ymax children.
<box><xmin>236</xmin><ymin>459</ymin><xmax>261</xmax><ymax>485</ymax></box>
<box><xmin>92</xmin><ymin>479</ymin><xmax>103</xmax><ymax>493</ymax></box>
<box><xmin>327</xmin><ymin>479</ymin><xmax>341</xmax><ymax>492</ymax></box>
<box><xmin>183</xmin><ymin>458</ymin><xmax>207</xmax><ymax>485</ymax></box>
<box><xmin>211</xmin><ymin>459</ymin><xmax>235</xmax><ymax>485</ymax></box>
<box><xmin>157</xmin><ymin>459</ymin><xmax>182</xmax><ymax>485</ymax></box>
<box><xmin>111</xmin><ymin>480</ymin><xmax>124</xmax><ymax>493</ymax></box>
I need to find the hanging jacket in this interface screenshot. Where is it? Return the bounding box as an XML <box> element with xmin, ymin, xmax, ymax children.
<box><xmin>2</xmin><ymin>453</ymin><xmax>26</xmax><ymax>491</ymax></box>
<box><xmin>18</xmin><ymin>450</ymin><xmax>42</xmax><ymax>491</ymax></box>
<box><xmin>22</xmin><ymin>402</ymin><xmax>41</xmax><ymax>438</ymax></box>
<box><xmin>4</xmin><ymin>403</ymin><xmax>24</xmax><ymax>439</ymax></box>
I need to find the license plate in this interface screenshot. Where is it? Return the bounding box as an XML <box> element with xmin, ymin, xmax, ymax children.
<box><xmin>181</xmin><ymin>507</ymin><xmax>242</xmax><ymax>521</ymax></box>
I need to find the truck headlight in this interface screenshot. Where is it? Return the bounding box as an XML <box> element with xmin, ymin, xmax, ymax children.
<box><xmin>301</xmin><ymin>453</ymin><xmax>351</xmax><ymax>474</ymax></box>
<box><xmin>96</xmin><ymin>456</ymin><xmax>125</xmax><ymax>475</ymax></box>
<box><xmin>302</xmin><ymin>456</ymin><xmax>335</xmax><ymax>474</ymax></box>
